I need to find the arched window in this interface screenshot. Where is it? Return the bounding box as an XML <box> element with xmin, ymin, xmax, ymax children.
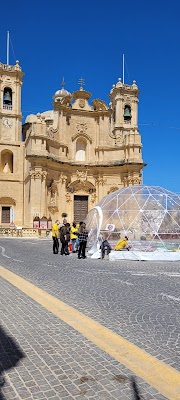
<box><xmin>75</xmin><ymin>138</ymin><xmax>86</xmax><ymax>161</ymax></box>
<box><xmin>1</xmin><ymin>150</ymin><xmax>13</xmax><ymax>173</ymax></box>
<box><xmin>124</xmin><ymin>105</ymin><xmax>131</xmax><ymax>122</ymax></box>
<box><xmin>3</xmin><ymin>87</ymin><xmax>12</xmax><ymax>107</ymax></box>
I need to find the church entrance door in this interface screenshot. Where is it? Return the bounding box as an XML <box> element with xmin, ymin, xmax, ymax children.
<box><xmin>74</xmin><ymin>195</ymin><xmax>88</xmax><ymax>223</ymax></box>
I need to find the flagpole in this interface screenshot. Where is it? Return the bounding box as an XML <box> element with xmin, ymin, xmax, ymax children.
<box><xmin>122</xmin><ymin>54</ymin><xmax>125</xmax><ymax>84</ymax></box>
<box><xmin>7</xmin><ymin>31</ymin><xmax>10</xmax><ymax>65</ymax></box>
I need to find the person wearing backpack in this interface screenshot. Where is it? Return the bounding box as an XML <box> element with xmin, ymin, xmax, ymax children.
<box><xmin>60</xmin><ymin>222</ymin><xmax>70</xmax><ymax>255</ymax></box>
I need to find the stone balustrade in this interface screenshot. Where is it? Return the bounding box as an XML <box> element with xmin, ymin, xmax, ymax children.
<box><xmin>0</xmin><ymin>228</ymin><xmax>51</xmax><ymax>238</ymax></box>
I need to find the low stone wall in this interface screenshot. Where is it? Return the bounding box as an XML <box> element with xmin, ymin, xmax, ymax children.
<box><xmin>0</xmin><ymin>228</ymin><xmax>51</xmax><ymax>238</ymax></box>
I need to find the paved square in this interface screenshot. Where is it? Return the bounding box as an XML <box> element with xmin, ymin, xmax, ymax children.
<box><xmin>0</xmin><ymin>238</ymin><xmax>179</xmax><ymax>399</ymax></box>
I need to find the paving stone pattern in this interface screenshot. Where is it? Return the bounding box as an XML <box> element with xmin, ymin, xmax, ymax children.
<box><xmin>0</xmin><ymin>238</ymin><xmax>179</xmax><ymax>399</ymax></box>
<box><xmin>0</xmin><ymin>278</ymin><xmax>163</xmax><ymax>400</ymax></box>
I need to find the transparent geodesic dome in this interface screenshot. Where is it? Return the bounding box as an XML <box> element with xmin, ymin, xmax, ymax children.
<box><xmin>86</xmin><ymin>185</ymin><xmax>180</xmax><ymax>252</ymax></box>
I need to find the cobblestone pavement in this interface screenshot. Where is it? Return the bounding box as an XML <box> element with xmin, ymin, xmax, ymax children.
<box><xmin>0</xmin><ymin>238</ymin><xmax>180</xmax><ymax>399</ymax></box>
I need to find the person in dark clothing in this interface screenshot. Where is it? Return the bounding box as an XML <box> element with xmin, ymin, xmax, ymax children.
<box><xmin>60</xmin><ymin>223</ymin><xmax>70</xmax><ymax>255</ymax></box>
<box><xmin>100</xmin><ymin>239</ymin><xmax>112</xmax><ymax>259</ymax></box>
<box><xmin>78</xmin><ymin>222</ymin><xmax>88</xmax><ymax>259</ymax></box>
<box><xmin>52</xmin><ymin>220</ymin><xmax>60</xmax><ymax>254</ymax></box>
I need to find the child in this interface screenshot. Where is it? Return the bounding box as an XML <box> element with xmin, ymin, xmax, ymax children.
<box><xmin>100</xmin><ymin>238</ymin><xmax>112</xmax><ymax>259</ymax></box>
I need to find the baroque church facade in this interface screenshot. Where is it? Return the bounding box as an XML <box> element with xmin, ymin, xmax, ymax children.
<box><xmin>0</xmin><ymin>60</ymin><xmax>145</xmax><ymax>228</ymax></box>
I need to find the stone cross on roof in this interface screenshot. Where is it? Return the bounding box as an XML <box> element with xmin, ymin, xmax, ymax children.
<box><xmin>78</xmin><ymin>77</ymin><xmax>85</xmax><ymax>90</ymax></box>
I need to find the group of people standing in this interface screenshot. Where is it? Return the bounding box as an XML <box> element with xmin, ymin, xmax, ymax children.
<box><xmin>52</xmin><ymin>219</ymin><xmax>88</xmax><ymax>259</ymax></box>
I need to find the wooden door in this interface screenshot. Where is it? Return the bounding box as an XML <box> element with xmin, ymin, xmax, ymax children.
<box><xmin>2</xmin><ymin>207</ymin><xmax>10</xmax><ymax>223</ymax></box>
<box><xmin>74</xmin><ymin>196</ymin><xmax>88</xmax><ymax>223</ymax></box>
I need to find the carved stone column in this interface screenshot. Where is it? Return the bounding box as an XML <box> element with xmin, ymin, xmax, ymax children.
<box><xmin>29</xmin><ymin>169</ymin><xmax>42</xmax><ymax>221</ymax></box>
<box><xmin>131</xmin><ymin>98</ymin><xmax>138</xmax><ymax>127</ymax></box>
<box><xmin>94</xmin><ymin>175</ymin><xmax>107</xmax><ymax>202</ymax></box>
<box><xmin>41</xmin><ymin>171</ymin><xmax>48</xmax><ymax>216</ymax></box>
<box><xmin>59</xmin><ymin>173</ymin><xmax>68</xmax><ymax>218</ymax></box>
<box><xmin>115</xmin><ymin>97</ymin><xmax>123</xmax><ymax>126</ymax></box>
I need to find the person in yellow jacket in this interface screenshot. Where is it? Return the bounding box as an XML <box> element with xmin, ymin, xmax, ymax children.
<box><xmin>52</xmin><ymin>220</ymin><xmax>59</xmax><ymax>254</ymax></box>
<box><xmin>70</xmin><ymin>222</ymin><xmax>78</xmax><ymax>253</ymax></box>
<box><xmin>115</xmin><ymin>236</ymin><xmax>130</xmax><ymax>251</ymax></box>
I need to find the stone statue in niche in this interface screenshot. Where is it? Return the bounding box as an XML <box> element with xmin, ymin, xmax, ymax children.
<box><xmin>48</xmin><ymin>180</ymin><xmax>58</xmax><ymax>206</ymax></box>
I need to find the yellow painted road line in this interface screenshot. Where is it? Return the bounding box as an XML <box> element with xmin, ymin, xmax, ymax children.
<box><xmin>0</xmin><ymin>265</ymin><xmax>180</xmax><ymax>400</ymax></box>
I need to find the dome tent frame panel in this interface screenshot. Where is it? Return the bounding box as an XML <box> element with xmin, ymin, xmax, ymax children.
<box><xmin>86</xmin><ymin>185</ymin><xmax>180</xmax><ymax>253</ymax></box>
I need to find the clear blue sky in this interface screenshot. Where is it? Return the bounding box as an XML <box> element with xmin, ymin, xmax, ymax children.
<box><xmin>1</xmin><ymin>0</ymin><xmax>180</xmax><ymax>193</ymax></box>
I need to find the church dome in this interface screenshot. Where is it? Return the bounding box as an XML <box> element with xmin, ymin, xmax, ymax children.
<box><xmin>53</xmin><ymin>88</ymin><xmax>71</xmax><ymax>101</ymax></box>
<box><xmin>25</xmin><ymin>114</ymin><xmax>37</xmax><ymax>123</ymax></box>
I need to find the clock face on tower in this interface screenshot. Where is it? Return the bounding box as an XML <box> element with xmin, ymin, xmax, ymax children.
<box><xmin>2</xmin><ymin>117</ymin><xmax>13</xmax><ymax>128</ymax></box>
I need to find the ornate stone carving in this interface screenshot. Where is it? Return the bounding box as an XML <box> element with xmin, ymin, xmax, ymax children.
<box><xmin>65</xmin><ymin>192</ymin><xmax>72</xmax><ymax>203</ymax></box>
<box><xmin>108</xmin><ymin>186</ymin><xmax>119</xmax><ymax>194</ymax></box>
<box><xmin>29</xmin><ymin>170</ymin><xmax>42</xmax><ymax>179</ymax></box>
<box><xmin>95</xmin><ymin>176</ymin><xmax>107</xmax><ymax>186</ymax></box>
<box><xmin>79</xmin><ymin>99</ymin><xmax>85</xmax><ymax>108</ymax></box>
<box><xmin>92</xmin><ymin>99</ymin><xmax>108</xmax><ymax>111</ymax></box>
<box><xmin>124</xmin><ymin>174</ymin><xmax>141</xmax><ymax>186</ymax></box>
<box><xmin>59</xmin><ymin>172</ymin><xmax>67</xmax><ymax>184</ymax></box>
<box><xmin>90</xmin><ymin>193</ymin><xmax>97</xmax><ymax>204</ymax></box>
<box><xmin>115</xmin><ymin>132</ymin><xmax>124</xmax><ymax>144</ymax></box>
<box><xmin>29</xmin><ymin>170</ymin><xmax>47</xmax><ymax>180</ymax></box>
<box><xmin>47</xmin><ymin>180</ymin><xmax>59</xmax><ymax>214</ymax></box>
<box><xmin>76</xmin><ymin>170</ymin><xmax>87</xmax><ymax>185</ymax></box>
<box><xmin>42</xmin><ymin>171</ymin><xmax>48</xmax><ymax>180</ymax></box>
<box><xmin>48</xmin><ymin>205</ymin><xmax>58</xmax><ymax>214</ymax></box>
<box><xmin>48</xmin><ymin>180</ymin><xmax>58</xmax><ymax>206</ymax></box>
<box><xmin>47</xmin><ymin>129</ymin><xmax>55</xmax><ymax>139</ymax></box>
<box><xmin>29</xmin><ymin>170</ymin><xmax>35</xmax><ymax>179</ymax></box>
<box><xmin>76</xmin><ymin>122</ymin><xmax>87</xmax><ymax>134</ymax></box>
<box><xmin>35</xmin><ymin>172</ymin><xmax>42</xmax><ymax>179</ymax></box>
<box><xmin>133</xmin><ymin>177</ymin><xmax>141</xmax><ymax>185</ymax></box>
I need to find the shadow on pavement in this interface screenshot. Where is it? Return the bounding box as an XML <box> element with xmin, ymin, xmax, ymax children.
<box><xmin>0</xmin><ymin>324</ymin><xmax>144</xmax><ymax>400</ymax></box>
<box><xmin>130</xmin><ymin>376</ymin><xmax>141</xmax><ymax>399</ymax></box>
<box><xmin>0</xmin><ymin>325</ymin><xmax>25</xmax><ymax>399</ymax></box>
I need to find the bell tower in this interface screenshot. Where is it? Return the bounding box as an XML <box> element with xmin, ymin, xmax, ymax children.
<box><xmin>0</xmin><ymin>59</ymin><xmax>24</xmax><ymax>227</ymax></box>
<box><xmin>109</xmin><ymin>78</ymin><xmax>139</xmax><ymax>137</ymax></box>
<box><xmin>109</xmin><ymin>78</ymin><xmax>144</xmax><ymax>185</ymax></box>
<box><xmin>0</xmin><ymin>60</ymin><xmax>23</xmax><ymax>141</ymax></box>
